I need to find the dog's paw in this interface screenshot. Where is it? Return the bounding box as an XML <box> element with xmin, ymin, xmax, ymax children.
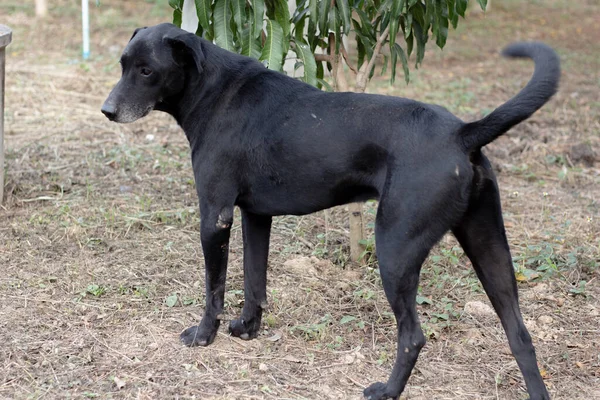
<box><xmin>228</xmin><ymin>317</ymin><xmax>260</xmax><ymax>340</ymax></box>
<box><xmin>180</xmin><ymin>324</ymin><xmax>218</xmax><ymax>347</ymax></box>
<box><xmin>363</xmin><ymin>382</ymin><xmax>397</xmax><ymax>400</ymax></box>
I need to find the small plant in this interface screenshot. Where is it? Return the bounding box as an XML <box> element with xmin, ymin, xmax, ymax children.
<box><xmin>264</xmin><ymin>313</ymin><xmax>277</xmax><ymax>328</ymax></box>
<box><xmin>165</xmin><ymin>293</ymin><xmax>179</xmax><ymax>307</ymax></box>
<box><xmin>513</xmin><ymin>241</ymin><xmax>578</xmax><ymax>282</ymax></box>
<box><xmin>354</xmin><ymin>287</ymin><xmax>376</xmax><ymax>301</ymax></box>
<box><xmin>358</xmin><ymin>235</ymin><xmax>377</xmax><ymax>266</ymax></box>
<box><xmin>290</xmin><ymin>314</ymin><xmax>332</xmax><ymax>341</ymax></box>
<box><xmin>182</xmin><ymin>296</ymin><xmax>198</xmax><ymax>306</ymax></box>
<box><xmin>225</xmin><ymin>289</ymin><xmax>244</xmax><ymax>308</ymax></box>
<box><xmin>327</xmin><ymin>335</ymin><xmax>344</xmax><ymax>350</ymax></box>
<box><xmin>568</xmin><ymin>280</ymin><xmax>587</xmax><ymax>297</ymax></box>
<box><xmin>80</xmin><ymin>284</ymin><xmax>107</xmax><ymax>298</ymax></box>
<box><xmin>377</xmin><ymin>349</ymin><xmax>390</xmax><ymax>366</ymax></box>
<box><xmin>134</xmin><ymin>286</ymin><xmax>150</xmax><ymax>297</ymax></box>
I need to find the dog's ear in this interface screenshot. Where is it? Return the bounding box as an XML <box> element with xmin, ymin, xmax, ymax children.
<box><xmin>130</xmin><ymin>27</ymin><xmax>147</xmax><ymax>42</ymax></box>
<box><xmin>164</xmin><ymin>33</ymin><xmax>205</xmax><ymax>74</ymax></box>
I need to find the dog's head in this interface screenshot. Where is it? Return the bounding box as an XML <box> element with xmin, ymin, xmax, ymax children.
<box><xmin>101</xmin><ymin>23</ymin><xmax>204</xmax><ymax>123</ymax></box>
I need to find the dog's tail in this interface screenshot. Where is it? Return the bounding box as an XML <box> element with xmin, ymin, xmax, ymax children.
<box><xmin>459</xmin><ymin>42</ymin><xmax>560</xmax><ymax>151</ymax></box>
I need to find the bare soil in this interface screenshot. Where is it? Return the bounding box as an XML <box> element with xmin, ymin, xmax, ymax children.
<box><xmin>1</xmin><ymin>1</ymin><xmax>599</xmax><ymax>399</ymax></box>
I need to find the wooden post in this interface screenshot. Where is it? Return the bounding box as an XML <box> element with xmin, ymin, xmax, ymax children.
<box><xmin>35</xmin><ymin>0</ymin><xmax>48</xmax><ymax>17</ymax></box>
<box><xmin>331</xmin><ymin>49</ymin><xmax>365</xmax><ymax>263</ymax></box>
<box><xmin>1</xmin><ymin>25</ymin><xmax>13</xmax><ymax>204</ymax></box>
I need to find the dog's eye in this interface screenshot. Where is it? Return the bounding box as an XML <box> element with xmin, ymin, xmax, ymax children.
<box><xmin>140</xmin><ymin>67</ymin><xmax>153</xmax><ymax>77</ymax></box>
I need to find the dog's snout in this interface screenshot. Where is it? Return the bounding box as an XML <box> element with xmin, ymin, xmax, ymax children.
<box><xmin>101</xmin><ymin>103</ymin><xmax>117</xmax><ymax>121</ymax></box>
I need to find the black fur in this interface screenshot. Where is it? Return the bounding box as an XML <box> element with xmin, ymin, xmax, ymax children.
<box><xmin>102</xmin><ymin>23</ymin><xmax>559</xmax><ymax>400</ymax></box>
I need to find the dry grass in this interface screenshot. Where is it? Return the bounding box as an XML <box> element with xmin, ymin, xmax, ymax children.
<box><xmin>1</xmin><ymin>0</ymin><xmax>599</xmax><ymax>399</ymax></box>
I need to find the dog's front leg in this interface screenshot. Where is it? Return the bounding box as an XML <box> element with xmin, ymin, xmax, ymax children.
<box><xmin>180</xmin><ymin>205</ymin><xmax>233</xmax><ymax>347</ymax></box>
<box><xmin>229</xmin><ymin>210</ymin><xmax>272</xmax><ymax>340</ymax></box>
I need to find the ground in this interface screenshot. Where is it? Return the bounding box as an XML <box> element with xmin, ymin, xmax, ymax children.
<box><xmin>1</xmin><ymin>0</ymin><xmax>599</xmax><ymax>399</ymax></box>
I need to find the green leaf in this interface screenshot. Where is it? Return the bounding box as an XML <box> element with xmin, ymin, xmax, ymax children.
<box><xmin>274</xmin><ymin>0</ymin><xmax>291</xmax><ymax>38</ymax></box>
<box><xmin>336</xmin><ymin>0</ymin><xmax>351</xmax><ymax>35</ymax></box>
<box><xmin>410</xmin><ymin>1</ymin><xmax>426</xmax><ymax>27</ymax></box>
<box><xmin>317</xmin><ymin>78</ymin><xmax>334</xmax><ymax>92</ymax></box>
<box><xmin>328</xmin><ymin>6</ymin><xmax>340</xmax><ymax>53</ymax></box>
<box><xmin>173</xmin><ymin>9</ymin><xmax>182</xmax><ymax>28</ymax></box>
<box><xmin>293</xmin><ymin>40</ymin><xmax>318</xmax><ymax>87</ymax></box>
<box><xmin>318</xmin><ymin>0</ymin><xmax>330</xmax><ymax>35</ymax></box>
<box><xmin>340</xmin><ymin>315</ymin><xmax>357</xmax><ymax>325</ymax></box>
<box><xmin>447</xmin><ymin>0</ymin><xmax>456</xmax><ymax>28</ymax></box>
<box><xmin>252</xmin><ymin>0</ymin><xmax>265</xmax><ymax>39</ymax></box>
<box><xmin>390</xmin><ymin>41</ymin><xmax>398</xmax><ymax>84</ymax></box>
<box><xmin>352</xmin><ymin>18</ymin><xmax>374</xmax><ymax>61</ymax></box>
<box><xmin>433</xmin><ymin>312</ymin><xmax>449</xmax><ymax>321</ymax></box>
<box><xmin>380</xmin><ymin>54</ymin><xmax>388</xmax><ymax>76</ymax></box>
<box><xmin>404</xmin><ymin>12</ymin><xmax>413</xmax><ymax>38</ymax></box>
<box><xmin>393</xmin><ymin>0</ymin><xmax>406</xmax><ymax>18</ymax></box>
<box><xmin>169</xmin><ymin>0</ymin><xmax>183</xmax><ymax>9</ymax></box>
<box><xmin>455</xmin><ymin>0</ymin><xmax>467</xmax><ymax>17</ymax></box>
<box><xmin>294</xmin><ymin>12</ymin><xmax>307</xmax><ymax>42</ymax></box>
<box><xmin>241</xmin><ymin>26</ymin><xmax>262</xmax><ymax>58</ymax></box>
<box><xmin>195</xmin><ymin>0</ymin><xmax>212</xmax><ymax>33</ymax></box>
<box><xmin>355</xmin><ymin>8</ymin><xmax>375</xmax><ymax>40</ymax></box>
<box><xmin>413</xmin><ymin>20</ymin><xmax>427</xmax><ymax>67</ymax></box>
<box><xmin>231</xmin><ymin>0</ymin><xmax>246</xmax><ymax>35</ymax></box>
<box><xmin>477</xmin><ymin>0</ymin><xmax>488</xmax><ymax>11</ymax></box>
<box><xmin>432</xmin><ymin>0</ymin><xmax>449</xmax><ymax>49</ymax></box>
<box><xmin>307</xmin><ymin>19</ymin><xmax>318</xmax><ymax>51</ymax></box>
<box><xmin>416</xmin><ymin>295</ymin><xmax>433</xmax><ymax>305</ymax></box>
<box><xmin>214</xmin><ymin>0</ymin><xmax>235</xmax><ymax>51</ymax></box>
<box><xmin>260</xmin><ymin>19</ymin><xmax>284</xmax><ymax>71</ymax></box>
<box><xmin>316</xmin><ymin>59</ymin><xmax>324</xmax><ymax>82</ymax></box>
<box><xmin>424</xmin><ymin>0</ymin><xmax>434</xmax><ymax>32</ymax></box>
<box><xmin>406</xmin><ymin>30</ymin><xmax>414</xmax><ymax>56</ymax></box>
<box><xmin>391</xmin><ymin>42</ymin><xmax>410</xmax><ymax>84</ymax></box>
<box><xmin>309</xmin><ymin>0</ymin><xmax>318</xmax><ymax>26</ymax></box>
<box><xmin>378</xmin><ymin>0</ymin><xmax>393</xmax><ymax>14</ymax></box>
<box><xmin>389</xmin><ymin>18</ymin><xmax>399</xmax><ymax>49</ymax></box>
<box><xmin>165</xmin><ymin>293</ymin><xmax>178</xmax><ymax>307</ymax></box>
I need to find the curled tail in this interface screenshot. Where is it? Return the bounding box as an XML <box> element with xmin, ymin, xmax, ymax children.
<box><xmin>460</xmin><ymin>42</ymin><xmax>560</xmax><ymax>151</ymax></box>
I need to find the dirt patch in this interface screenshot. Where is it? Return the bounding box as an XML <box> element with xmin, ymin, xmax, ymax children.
<box><xmin>1</xmin><ymin>0</ymin><xmax>599</xmax><ymax>399</ymax></box>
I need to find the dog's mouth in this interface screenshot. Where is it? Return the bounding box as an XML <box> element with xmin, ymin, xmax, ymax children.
<box><xmin>110</xmin><ymin>104</ymin><xmax>154</xmax><ymax>124</ymax></box>
<box><xmin>141</xmin><ymin>105</ymin><xmax>154</xmax><ymax>118</ymax></box>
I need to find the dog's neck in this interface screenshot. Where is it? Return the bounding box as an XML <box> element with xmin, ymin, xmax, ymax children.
<box><xmin>160</xmin><ymin>44</ymin><xmax>267</xmax><ymax>148</ymax></box>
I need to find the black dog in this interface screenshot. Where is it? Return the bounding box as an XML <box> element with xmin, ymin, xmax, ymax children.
<box><xmin>102</xmin><ymin>23</ymin><xmax>559</xmax><ymax>400</ymax></box>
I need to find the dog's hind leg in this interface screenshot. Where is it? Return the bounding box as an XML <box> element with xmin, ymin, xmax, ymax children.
<box><xmin>229</xmin><ymin>210</ymin><xmax>272</xmax><ymax>340</ymax></box>
<box><xmin>452</xmin><ymin>152</ymin><xmax>550</xmax><ymax>400</ymax></box>
<box><xmin>364</xmin><ymin>174</ymin><xmax>467</xmax><ymax>400</ymax></box>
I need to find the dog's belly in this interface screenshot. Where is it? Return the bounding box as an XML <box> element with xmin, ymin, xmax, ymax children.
<box><xmin>236</xmin><ymin>179</ymin><xmax>380</xmax><ymax>216</ymax></box>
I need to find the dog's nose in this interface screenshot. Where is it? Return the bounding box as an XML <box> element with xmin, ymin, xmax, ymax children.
<box><xmin>101</xmin><ymin>103</ymin><xmax>116</xmax><ymax>121</ymax></box>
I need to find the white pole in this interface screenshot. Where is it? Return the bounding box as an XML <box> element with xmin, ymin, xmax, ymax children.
<box><xmin>1</xmin><ymin>25</ymin><xmax>13</xmax><ymax>204</ymax></box>
<box><xmin>82</xmin><ymin>0</ymin><xmax>90</xmax><ymax>60</ymax></box>
<box><xmin>181</xmin><ymin>0</ymin><xmax>199</xmax><ymax>33</ymax></box>
<box><xmin>35</xmin><ymin>0</ymin><xmax>48</xmax><ymax>17</ymax></box>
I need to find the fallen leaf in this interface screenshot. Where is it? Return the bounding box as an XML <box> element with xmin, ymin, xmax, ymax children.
<box><xmin>266</xmin><ymin>332</ymin><xmax>281</xmax><ymax>342</ymax></box>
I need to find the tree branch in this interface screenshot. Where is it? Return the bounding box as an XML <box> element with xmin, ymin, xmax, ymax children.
<box><xmin>340</xmin><ymin>40</ymin><xmax>358</xmax><ymax>74</ymax></box>
<box><xmin>356</xmin><ymin>25</ymin><xmax>390</xmax><ymax>92</ymax></box>
<box><xmin>314</xmin><ymin>53</ymin><xmax>333</xmax><ymax>63</ymax></box>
